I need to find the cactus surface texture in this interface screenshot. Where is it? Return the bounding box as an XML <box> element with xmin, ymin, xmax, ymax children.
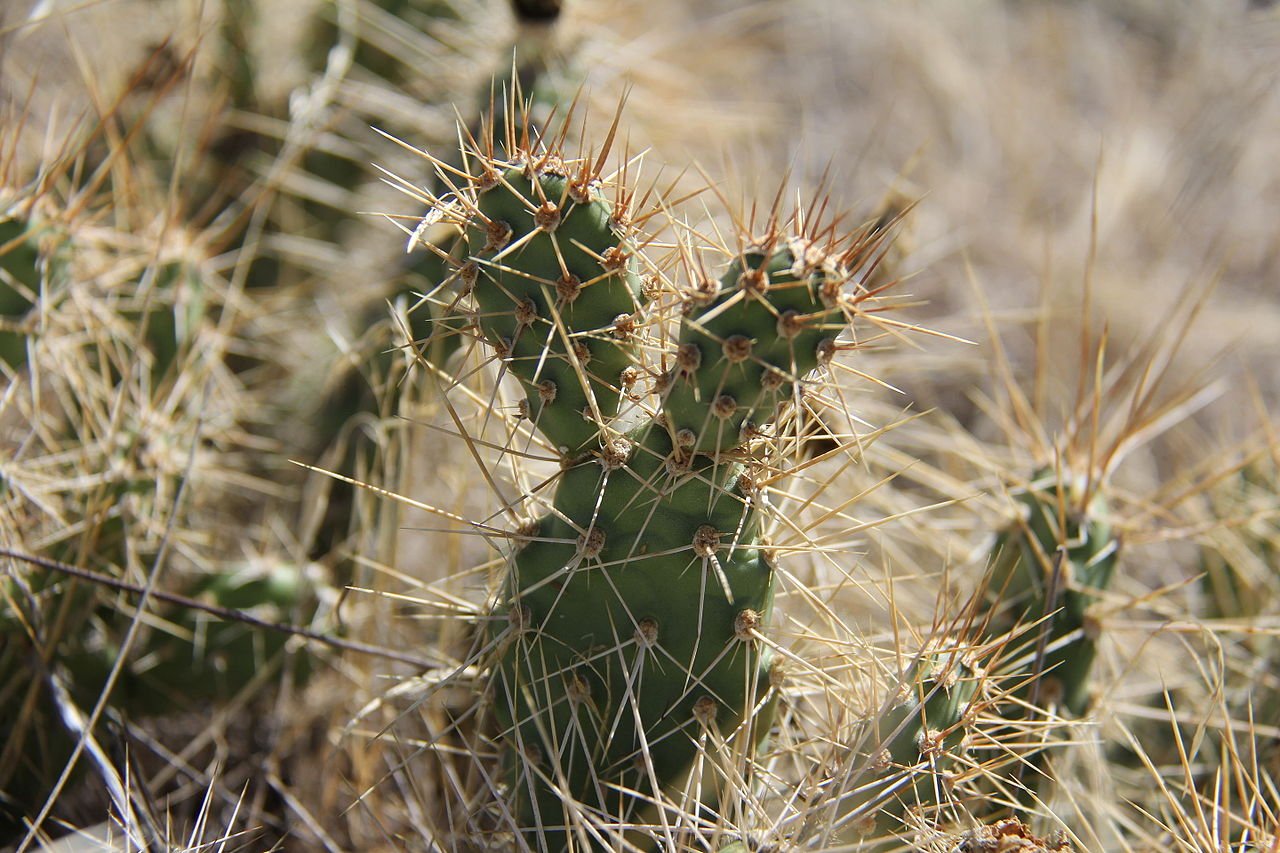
<box><xmin>4</xmin><ymin>3</ymin><xmax>1276</xmax><ymax>851</ymax></box>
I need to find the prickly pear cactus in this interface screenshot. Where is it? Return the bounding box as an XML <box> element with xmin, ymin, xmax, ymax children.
<box><xmin>0</xmin><ymin>210</ymin><xmax>55</xmax><ymax>370</ymax></box>
<box><xmin>0</xmin><ymin>218</ymin><xmax>35</xmax><ymax>368</ymax></box>
<box><xmin>662</xmin><ymin>240</ymin><xmax>846</xmax><ymax>455</ymax></box>
<box><xmin>985</xmin><ymin>470</ymin><xmax>1118</xmax><ymax>717</ymax></box>
<box><xmin>464</xmin><ymin>156</ymin><xmax>644</xmax><ymax>453</ymax></box>
<box><xmin>121</xmin><ymin>559</ymin><xmax>319</xmax><ymax>713</ymax></box>
<box><xmin>411</xmin><ymin>117</ymin><xmax>882</xmax><ymax>847</ymax></box>
<box><xmin>835</xmin><ymin>646</ymin><xmax>980</xmax><ymax>839</ymax></box>
<box><xmin>0</xmin><ymin>171</ymin><xmax>320</xmax><ymax>833</ymax></box>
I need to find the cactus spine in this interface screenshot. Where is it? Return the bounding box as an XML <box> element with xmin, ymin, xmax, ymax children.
<box><xmin>412</xmin><ymin>112</ymin><xmax>881</xmax><ymax>848</ymax></box>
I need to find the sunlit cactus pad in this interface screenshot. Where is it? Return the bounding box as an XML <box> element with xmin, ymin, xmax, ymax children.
<box><xmin>401</xmin><ymin>104</ymin><xmax>899</xmax><ymax>848</ymax></box>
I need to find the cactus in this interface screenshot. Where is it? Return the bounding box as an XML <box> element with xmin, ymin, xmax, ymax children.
<box><xmin>947</xmin><ymin>467</ymin><xmax>1122</xmax><ymax>825</ymax></box>
<box><xmin>0</xmin><ymin>555</ymin><xmax>318</xmax><ymax>837</ymax></box>
<box><xmin>830</xmin><ymin>645</ymin><xmax>981</xmax><ymax>840</ymax></box>
<box><xmin>1199</xmin><ymin>458</ymin><xmax>1278</xmax><ymax>623</ymax></box>
<box><xmin>290</xmin><ymin>0</ymin><xmax>576</xmax><ymax>564</ymax></box>
<box><xmin>0</xmin><ymin>205</ymin><xmax>70</xmax><ymax>372</ymax></box>
<box><xmin>0</xmin><ymin>215</ymin><xmax>40</xmax><ymax>369</ymax></box>
<box><xmin>661</xmin><ymin>239</ymin><xmax>848</xmax><ymax>455</ymax></box>
<box><xmin>0</xmin><ymin>149</ymin><xmax>324</xmax><ymax>837</ymax></box>
<box><xmin>406</xmin><ymin>106</ymin><xmax>888</xmax><ymax>848</ymax></box>
<box><xmin>463</xmin><ymin>158</ymin><xmax>643</xmax><ymax>453</ymax></box>
<box><xmin>983</xmin><ymin>470</ymin><xmax>1118</xmax><ymax>719</ymax></box>
<box><xmin>117</xmin><ymin>559</ymin><xmax>319</xmax><ymax>714</ymax></box>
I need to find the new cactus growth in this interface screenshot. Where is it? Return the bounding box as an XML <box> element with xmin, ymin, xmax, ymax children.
<box><xmin>662</xmin><ymin>241</ymin><xmax>846</xmax><ymax>455</ymax></box>
<box><xmin>984</xmin><ymin>471</ymin><xmax>1118</xmax><ymax>718</ymax></box>
<box><xmin>409</xmin><ymin>110</ymin><xmax>883</xmax><ymax>848</ymax></box>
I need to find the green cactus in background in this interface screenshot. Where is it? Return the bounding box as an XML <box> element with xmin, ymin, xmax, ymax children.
<box><xmin>291</xmin><ymin>0</ymin><xmax>573</xmax><ymax>564</ymax></box>
<box><xmin>827</xmin><ymin>646</ymin><xmax>980</xmax><ymax>841</ymax></box>
<box><xmin>0</xmin><ymin>556</ymin><xmax>318</xmax><ymax>836</ymax></box>
<box><xmin>1195</xmin><ymin>454</ymin><xmax>1280</xmax><ymax>823</ymax></box>
<box><xmin>983</xmin><ymin>470</ymin><xmax>1118</xmax><ymax>719</ymax></box>
<box><xmin>409</xmin><ymin>108</ymin><xmax>887</xmax><ymax>848</ymax></box>
<box><xmin>118</xmin><ymin>559</ymin><xmax>319</xmax><ymax>714</ymax></box>
<box><xmin>0</xmin><ymin>205</ymin><xmax>70</xmax><ymax>373</ymax></box>
<box><xmin>949</xmin><ymin>468</ymin><xmax>1122</xmax><ymax>822</ymax></box>
<box><xmin>1199</xmin><ymin>458</ymin><xmax>1278</xmax><ymax>623</ymax></box>
<box><xmin>0</xmin><ymin>164</ymin><xmax>323</xmax><ymax>838</ymax></box>
<box><xmin>0</xmin><ymin>215</ymin><xmax>41</xmax><ymax>369</ymax></box>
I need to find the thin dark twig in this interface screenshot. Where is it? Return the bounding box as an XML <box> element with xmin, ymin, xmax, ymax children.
<box><xmin>0</xmin><ymin>548</ymin><xmax>438</xmax><ymax>670</ymax></box>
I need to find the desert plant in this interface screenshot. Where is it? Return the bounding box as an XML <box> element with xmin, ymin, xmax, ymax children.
<box><xmin>0</xmin><ymin>211</ymin><xmax>44</xmax><ymax>369</ymax></box>
<box><xmin>0</xmin><ymin>75</ymin><xmax>329</xmax><ymax>841</ymax></box>
<box><xmin>982</xmin><ymin>471</ymin><xmax>1119</xmax><ymax>720</ymax></box>
<box><xmin>954</xmin><ymin>468</ymin><xmax>1123</xmax><ymax>819</ymax></box>
<box><xmin>2</xmin><ymin>1</ymin><xmax>578</xmax><ymax>842</ymax></box>
<box><xmin>395</xmin><ymin>98</ymin><xmax>911</xmax><ymax>849</ymax></box>
<box><xmin>831</xmin><ymin>642</ymin><xmax>983</xmax><ymax>840</ymax></box>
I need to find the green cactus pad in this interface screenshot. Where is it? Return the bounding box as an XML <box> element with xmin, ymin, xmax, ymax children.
<box><xmin>662</xmin><ymin>240</ymin><xmax>848</xmax><ymax>455</ymax></box>
<box><xmin>124</xmin><ymin>260</ymin><xmax>207</xmax><ymax>385</ymax></box>
<box><xmin>468</xmin><ymin>160</ymin><xmax>642</xmax><ymax>454</ymax></box>
<box><xmin>419</xmin><ymin>132</ymin><xmax>882</xmax><ymax>847</ymax></box>
<box><xmin>986</xmin><ymin>472</ymin><xmax>1117</xmax><ymax>717</ymax></box>
<box><xmin>1</xmin><ymin>216</ymin><xmax>42</xmax><ymax>369</ymax></box>
<box><xmin>126</xmin><ymin>561</ymin><xmax>317</xmax><ymax>713</ymax></box>
<box><xmin>841</xmin><ymin>648</ymin><xmax>979</xmax><ymax>836</ymax></box>
<box><xmin>493</xmin><ymin>427</ymin><xmax>776</xmax><ymax>847</ymax></box>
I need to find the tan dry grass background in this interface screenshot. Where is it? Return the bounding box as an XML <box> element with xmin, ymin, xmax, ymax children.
<box><xmin>3</xmin><ymin>0</ymin><xmax>1279</xmax><ymax>849</ymax></box>
<box><xmin>8</xmin><ymin>1</ymin><xmax>1276</xmax><ymax>396</ymax></box>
